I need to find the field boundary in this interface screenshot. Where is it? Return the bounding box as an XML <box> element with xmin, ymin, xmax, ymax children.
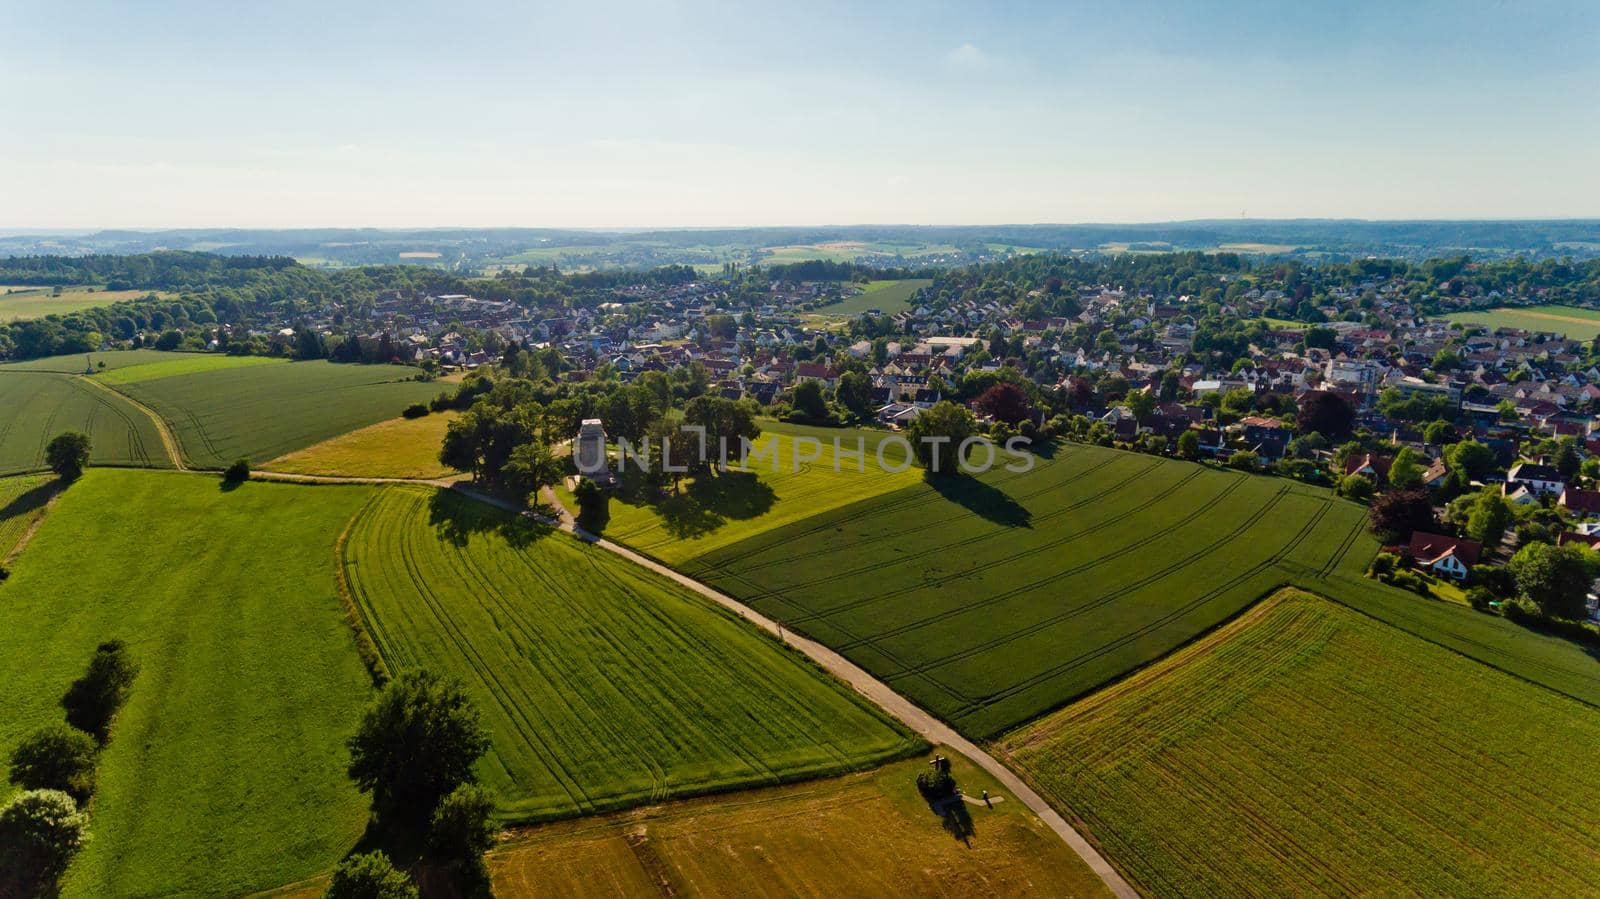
<box><xmin>332</xmin><ymin>492</ymin><xmax>391</xmax><ymax>686</ymax></box>
<box><xmin>78</xmin><ymin>374</ymin><xmax>188</xmax><ymax>470</ymax></box>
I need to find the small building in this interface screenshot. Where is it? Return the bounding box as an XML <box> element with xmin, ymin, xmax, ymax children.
<box><xmin>1507</xmin><ymin>462</ymin><xmax>1564</xmax><ymax>496</ymax></box>
<box><xmin>1408</xmin><ymin>532</ymin><xmax>1482</xmax><ymax>581</ymax></box>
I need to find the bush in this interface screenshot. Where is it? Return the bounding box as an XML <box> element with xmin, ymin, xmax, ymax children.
<box><xmin>1466</xmin><ymin>586</ymin><xmax>1497</xmax><ymax>612</ymax></box>
<box><xmin>8</xmin><ymin>724</ymin><xmax>98</xmax><ymax>802</ymax></box>
<box><xmin>915</xmin><ymin>769</ymin><xmax>956</xmax><ymax>800</ymax></box>
<box><xmin>0</xmin><ymin>790</ymin><xmax>89</xmax><ymax>896</ymax></box>
<box><xmin>1369</xmin><ymin>552</ymin><xmax>1398</xmax><ymax>577</ymax></box>
<box><xmin>429</xmin><ymin>392</ymin><xmax>453</xmax><ymax>413</ymax></box>
<box><xmin>0</xmin><ymin>564</ymin><xmax>9</xmax><ymax>582</ymax></box>
<box><xmin>402</xmin><ymin>403</ymin><xmax>430</xmax><ymax>419</ymax></box>
<box><xmin>1226</xmin><ymin>450</ymin><xmax>1259</xmax><ymax>471</ymax></box>
<box><xmin>323</xmin><ymin>851</ymin><xmax>418</xmax><ymax>899</ymax></box>
<box><xmin>222</xmin><ymin>458</ymin><xmax>251</xmax><ymax>484</ymax></box>
<box><xmin>61</xmin><ymin>640</ymin><xmax>139</xmax><ymax>743</ymax></box>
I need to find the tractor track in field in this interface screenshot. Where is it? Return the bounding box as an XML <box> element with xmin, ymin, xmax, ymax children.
<box><xmin>76</xmin><ymin>374</ymin><xmax>188</xmax><ymax>470</ymax></box>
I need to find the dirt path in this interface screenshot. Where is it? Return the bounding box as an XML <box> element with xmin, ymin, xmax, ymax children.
<box><xmin>76</xmin><ymin>375</ymin><xmax>188</xmax><ymax>471</ymax></box>
<box><xmin>2</xmin><ymin>482</ymin><xmax>65</xmax><ymax>566</ymax></box>
<box><xmin>250</xmin><ymin>470</ymin><xmax>463</xmax><ymax>488</ymax></box>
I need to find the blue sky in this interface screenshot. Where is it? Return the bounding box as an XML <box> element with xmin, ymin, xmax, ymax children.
<box><xmin>3</xmin><ymin>0</ymin><xmax>1596</xmax><ymax>227</ymax></box>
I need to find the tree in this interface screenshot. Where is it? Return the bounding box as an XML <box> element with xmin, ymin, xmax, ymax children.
<box><xmin>428</xmin><ymin>783</ymin><xmax>497</xmax><ymax>861</ymax></box>
<box><xmin>61</xmin><ymin>639</ymin><xmax>138</xmax><ymax>742</ymax></box>
<box><xmin>1226</xmin><ymin>450</ymin><xmax>1259</xmax><ymax>471</ymax></box>
<box><xmin>1368</xmin><ymin>488</ymin><xmax>1436</xmax><ymax>543</ymax></box>
<box><xmin>323</xmin><ymin>851</ymin><xmax>418</xmax><ymax>899</ymax></box>
<box><xmin>683</xmin><ymin>396</ymin><xmax>762</xmax><ymax>468</ymax></box>
<box><xmin>1123</xmin><ymin>388</ymin><xmax>1156</xmax><ymax>423</ymax></box>
<box><xmin>790</xmin><ymin>380</ymin><xmax>829</xmax><ymax>423</ymax></box>
<box><xmin>223</xmin><ymin>458</ymin><xmax>251</xmax><ymax>484</ymax></box>
<box><xmin>1295</xmin><ymin>391</ymin><xmax>1354</xmax><ymax>441</ymax></box>
<box><xmin>1445</xmin><ymin>439</ymin><xmax>1496</xmax><ymax>480</ymax></box>
<box><xmin>1423</xmin><ymin>419</ymin><xmax>1458</xmax><ymax>446</ymax></box>
<box><xmin>1508</xmin><ymin>542</ymin><xmax>1600</xmax><ymax>619</ymax></box>
<box><xmin>0</xmin><ymin>790</ymin><xmax>88</xmax><ymax>896</ymax></box>
<box><xmin>1175</xmin><ymin>430</ymin><xmax>1200</xmax><ymax>460</ymax></box>
<box><xmin>346</xmin><ymin>669</ymin><xmax>490</xmax><ymax>833</ymax></box>
<box><xmin>1461</xmin><ymin>489</ymin><xmax>1512</xmax><ymax>545</ymax></box>
<box><xmin>834</xmin><ymin>370</ymin><xmax>874</xmax><ymax>418</ymax></box>
<box><xmin>975</xmin><ymin>382</ymin><xmax>1034</xmax><ymax>426</ymax></box>
<box><xmin>1387</xmin><ymin>447</ymin><xmax>1424</xmax><ymax>490</ymax></box>
<box><xmin>500</xmin><ymin>442</ymin><xmax>561</xmax><ymax>505</ymax></box>
<box><xmin>905</xmin><ymin>401</ymin><xmax>977</xmax><ymax>475</ymax></box>
<box><xmin>8</xmin><ymin>724</ymin><xmax>97</xmax><ymax>802</ymax></box>
<box><xmin>45</xmin><ymin>431</ymin><xmax>91</xmax><ymax>481</ymax></box>
<box><xmin>1552</xmin><ymin>438</ymin><xmax>1581</xmax><ymax>480</ymax></box>
<box><xmin>1340</xmin><ymin>473</ymin><xmax>1375</xmax><ymax>503</ymax></box>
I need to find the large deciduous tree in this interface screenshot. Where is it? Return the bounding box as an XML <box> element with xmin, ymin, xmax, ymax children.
<box><xmin>1508</xmin><ymin>542</ymin><xmax>1600</xmax><ymax>619</ymax></box>
<box><xmin>346</xmin><ymin>670</ymin><xmax>489</xmax><ymax>833</ymax></box>
<box><xmin>906</xmin><ymin>401</ymin><xmax>978</xmax><ymax>475</ymax></box>
<box><xmin>1295</xmin><ymin>391</ymin><xmax>1354</xmax><ymax>441</ymax></box>
<box><xmin>45</xmin><ymin>431</ymin><xmax>90</xmax><ymax>481</ymax></box>
<box><xmin>1367</xmin><ymin>488</ymin><xmax>1436</xmax><ymax>544</ymax></box>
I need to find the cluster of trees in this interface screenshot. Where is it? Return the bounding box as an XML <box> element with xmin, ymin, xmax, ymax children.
<box><xmin>336</xmin><ymin>669</ymin><xmax>496</xmax><ymax>898</ymax></box>
<box><xmin>1</xmin><ymin>641</ymin><xmax>138</xmax><ymax>896</ymax></box>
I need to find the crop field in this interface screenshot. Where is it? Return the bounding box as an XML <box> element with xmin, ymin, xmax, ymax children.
<box><xmin>0</xmin><ymin>285</ymin><xmax>169</xmax><ymax>321</ymax></box>
<box><xmin>687</xmin><ymin>444</ymin><xmax>1370</xmax><ymax>736</ymax></box>
<box><xmin>998</xmin><ymin>590</ymin><xmax>1600</xmax><ymax>897</ymax></box>
<box><xmin>0</xmin><ymin>348</ymin><xmax>177</xmax><ymax>373</ymax></box>
<box><xmin>0</xmin><ymin>473</ymin><xmax>56</xmax><ymax>559</ymax></box>
<box><xmin>265</xmin><ymin>410</ymin><xmax>463</xmax><ymax>480</ymax></box>
<box><xmin>560</xmin><ymin>420</ymin><xmax>921</xmax><ymax>565</ymax></box>
<box><xmin>818</xmin><ymin>278</ymin><xmax>933</xmax><ymax>317</ymax></box>
<box><xmin>116</xmin><ymin>360</ymin><xmax>442</xmax><ymax>467</ymax></box>
<box><xmin>342</xmin><ymin>486</ymin><xmax>921</xmax><ymax>822</ymax></box>
<box><xmin>1445</xmin><ymin>304</ymin><xmax>1600</xmax><ymax>340</ymax></box>
<box><xmin>96</xmin><ymin>353</ymin><xmax>285</xmax><ymax>385</ymax></box>
<box><xmin>266</xmin><ymin>751</ymin><xmax>1109</xmax><ymax>899</ymax></box>
<box><xmin>687</xmin><ymin>442</ymin><xmax>1600</xmax><ymax>737</ymax></box>
<box><xmin>0</xmin><ymin>471</ymin><xmax>375</xmax><ymax>897</ymax></box>
<box><xmin>0</xmin><ymin>371</ymin><xmax>170</xmax><ymax>474</ymax></box>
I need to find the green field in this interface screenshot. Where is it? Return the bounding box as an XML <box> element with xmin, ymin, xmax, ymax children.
<box><xmin>817</xmin><ymin>278</ymin><xmax>933</xmax><ymax>317</ymax></box>
<box><xmin>342</xmin><ymin>486</ymin><xmax>922</xmax><ymax>822</ymax></box>
<box><xmin>117</xmin><ymin>360</ymin><xmax>442</xmax><ymax>468</ymax></box>
<box><xmin>0</xmin><ymin>470</ymin><xmax>374</xmax><ymax>897</ymax></box>
<box><xmin>0</xmin><ymin>473</ymin><xmax>55</xmax><ymax>558</ymax></box>
<box><xmin>0</xmin><ymin>285</ymin><xmax>169</xmax><ymax>321</ymax></box>
<box><xmin>97</xmin><ymin>353</ymin><xmax>285</xmax><ymax>385</ymax></box>
<box><xmin>0</xmin><ymin>349</ymin><xmax>179</xmax><ymax>373</ymax></box>
<box><xmin>1446</xmin><ymin>304</ymin><xmax>1600</xmax><ymax>340</ymax></box>
<box><xmin>999</xmin><ymin>589</ymin><xmax>1600</xmax><ymax>896</ymax></box>
<box><xmin>0</xmin><ymin>371</ymin><xmax>170</xmax><ymax>475</ymax></box>
<box><xmin>686</xmin><ymin>442</ymin><xmax>1600</xmax><ymax>737</ymax></box>
<box><xmin>560</xmin><ymin>420</ymin><xmax>920</xmax><ymax>565</ymax></box>
<box><xmin>266</xmin><ymin>410</ymin><xmax>464</xmax><ymax>480</ymax></box>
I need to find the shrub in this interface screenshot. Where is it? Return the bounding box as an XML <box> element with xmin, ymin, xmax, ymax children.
<box><xmin>915</xmin><ymin>769</ymin><xmax>956</xmax><ymax>800</ymax></box>
<box><xmin>0</xmin><ymin>564</ymin><xmax>9</xmax><ymax>582</ymax></box>
<box><xmin>1466</xmin><ymin>586</ymin><xmax>1497</xmax><ymax>612</ymax></box>
<box><xmin>1369</xmin><ymin>552</ymin><xmax>1398</xmax><ymax>577</ymax></box>
<box><xmin>8</xmin><ymin>724</ymin><xmax>98</xmax><ymax>802</ymax></box>
<box><xmin>402</xmin><ymin>403</ymin><xmax>430</xmax><ymax>419</ymax></box>
<box><xmin>0</xmin><ymin>790</ymin><xmax>89</xmax><ymax>896</ymax></box>
<box><xmin>323</xmin><ymin>851</ymin><xmax>418</xmax><ymax>899</ymax></box>
<box><xmin>45</xmin><ymin>431</ymin><xmax>91</xmax><ymax>481</ymax></box>
<box><xmin>61</xmin><ymin>640</ymin><xmax>139</xmax><ymax>743</ymax></box>
<box><xmin>222</xmin><ymin>458</ymin><xmax>251</xmax><ymax>484</ymax></box>
<box><xmin>1226</xmin><ymin>450</ymin><xmax>1259</xmax><ymax>471</ymax></box>
<box><xmin>429</xmin><ymin>392</ymin><xmax>453</xmax><ymax>413</ymax></box>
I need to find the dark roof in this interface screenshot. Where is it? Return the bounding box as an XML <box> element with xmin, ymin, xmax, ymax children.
<box><xmin>1508</xmin><ymin>462</ymin><xmax>1563</xmax><ymax>482</ymax></box>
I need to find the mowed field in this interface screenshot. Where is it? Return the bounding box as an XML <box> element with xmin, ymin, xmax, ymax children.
<box><xmin>265</xmin><ymin>410</ymin><xmax>464</xmax><ymax>480</ymax></box>
<box><xmin>998</xmin><ymin>590</ymin><xmax>1600</xmax><ymax>896</ymax></box>
<box><xmin>820</xmin><ymin>278</ymin><xmax>933</xmax><ymax>317</ymax></box>
<box><xmin>686</xmin><ymin>442</ymin><xmax>1600</xmax><ymax>737</ymax></box>
<box><xmin>0</xmin><ymin>285</ymin><xmax>168</xmax><ymax>321</ymax></box>
<box><xmin>342</xmin><ymin>486</ymin><xmax>922</xmax><ymax>822</ymax></box>
<box><xmin>0</xmin><ymin>473</ymin><xmax>56</xmax><ymax>558</ymax></box>
<box><xmin>0</xmin><ymin>471</ymin><xmax>375</xmax><ymax>897</ymax></box>
<box><xmin>117</xmin><ymin>360</ymin><xmax>442</xmax><ymax>467</ymax></box>
<box><xmin>562</xmin><ymin>420</ymin><xmax>921</xmax><ymax>565</ymax></box>
<box><xmin>0</xmin><ymin>371</ymin><xmax>170</xmax><ymax>474</ymax></box>
<box><xmin>1446</xmin><ymin>304</ymin><xmax>1600</xmax><ymax>340</ymax></box>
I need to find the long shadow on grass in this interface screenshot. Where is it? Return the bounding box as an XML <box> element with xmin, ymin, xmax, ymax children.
<box><xmin>925</xmin><ymin>794</ymin><xmax>977</xmax><ymax>846</ymax></box>
<box><xmin>427</xmin><ymin>489</ymin><xmax>551</xmax><ymax>549</ymax></box>
<box><xmin>644</xmin><ymin>469</ymin><xmax>778</xmax><ymax>541</ymax></box>
<box><xmin>0</xmin><ymin>479</ymin><xmax>60</xmax><ymax>527</ymax></box>
<box><xmin>925</xmin><ymin>472</ymin><xmax>1031</xmax><ymax>528</ymax></box>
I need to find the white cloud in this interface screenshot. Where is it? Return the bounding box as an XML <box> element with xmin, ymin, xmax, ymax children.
<box><xmin>946</xmin><ymin>43</ymin><xmax>990</xmax><ymax>69</ymax></box>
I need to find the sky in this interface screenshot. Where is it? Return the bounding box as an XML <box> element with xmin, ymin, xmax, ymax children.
<box><xmin>2</xmin><ymin>0</ymin><xmax>1597</xmax><ymax>228</ymax></box>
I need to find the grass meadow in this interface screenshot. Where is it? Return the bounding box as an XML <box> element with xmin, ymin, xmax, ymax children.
<box><xmin>816</xmin><ymin>278</ymin><xmax>932</xmax><ymax>318</ymax></box>
<box><xmin>0</xmin><ymin>371</ymin><xmax>170</xmax><ymax>474</ymax></box>
<box><xmin>1445</xmin><ymin>304</ymin><xmax>1600</xmax><ymax>340</ymax></box>
<box><xmin>687</xmin><ymin>442</ymin><xmax>1600</xmax><ymax>737</ymax></box>
<box><xmin>96</xmin><ymin>353</ymin><xmax>285</xmax><ymax>385</ymax></box>
<box><xmin>0</xmin><ymin>470</ymin><xmax>375</xmax><ymax>897</ymax></box>
<box><xmin>0</xmin><ymin>473</ymin><xmax>55</xmax><ymax>558</ymax></box>
<box><xmin>341</xmin><ymin>486</ymin><xmax>922</xmax><ymax>823</ymax></box>
<box><xmin>265</xmin><ymin>410</ymin><xmax>463</xmax><ymax>480</ymax></box>
<box><xmin>998</xmin><ymin>589</ymin><xmax>1600</xmax><ymax>896</ymax></box>
<box><xmin>0</xmin><ymin>348</ymin><xmax>177</xmax><ymax>373</ymax></box>
<box><xmin>559</xmin><ymin>420</ymin><xmax>921</xmax><ymax>565</ymax></box>
<box><xmin>117</xmin><ymin>360</ymin><xmax>442</xmax><ymax>467</ymax></box>
<box><xmin>0</xmin><ymin>285</ymin><xmax>170</xmax><ymax>321</ymax></box>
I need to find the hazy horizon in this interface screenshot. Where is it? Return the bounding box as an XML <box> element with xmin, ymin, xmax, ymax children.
<box><xmin>5</xmin><ymin>0</ymin><xmax>1598</xmax><ymax>228</ymax></box>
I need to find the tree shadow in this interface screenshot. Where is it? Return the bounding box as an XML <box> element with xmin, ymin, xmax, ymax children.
<box><xmin>428</xmin><ymin>489</ymin><xmax>550</xmax><ymax>549</ymax></box>
<box><xmin>926</xmin><ymin>472</ymin><xmax>1031</xmax><ymax>528</ymax></box>
<box><xmin>922</xmin><ymin>793</ymin><xmax>977</xmax><ymax>846</ymax></box>
<box><xmin>640</xmin><ymin>470</ymin><xmax>779</xmax><ymax>541</ymax></box>
<box><xmin>0</xmin><ymin>479</ymin><xmax>59</xmax><ymax>525</ymax></box>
